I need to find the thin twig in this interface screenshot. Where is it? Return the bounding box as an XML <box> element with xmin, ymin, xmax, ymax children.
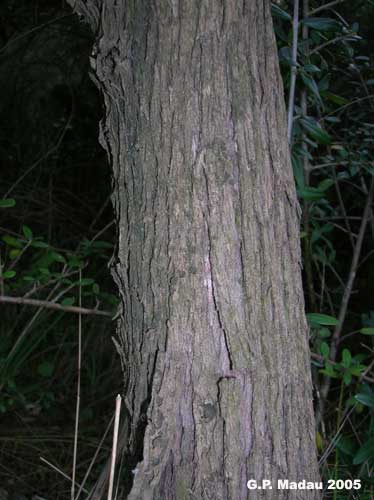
<box><xmin>311</xmin><ymin>352</ymin><xmax>374</xmax><ymax>383</ymax></box>
<box><xmin>0</xmin><ymin>295</ymin><xmax>112</xmax><ymax>317</ymax></box>
<box><xmin>329</xmin><ymin>221</ymin><xmax>357</xmax><ymax>238</ymax></box>
<box><xmin>331</xmin><ymin>178</ymin><xmax>374</xmax><ymax>360</ymax></box>
<box><xmin>314</xmin><ymin>261</ymin><xmax>335</xmax><ymax>316</ymax></box>
<box><xmin>325</xmin><ymin>95</ymin><xmax>374</xmax><ymax>117</ymax></box>
<box><xmin>331</xmin><ymin>163</ymin><xmax>354</xmax><ymax>249</ymax></box>
<box><xmin>86</xmin><ymin>424</ymin><xmax>128</xmax><ymax>500</ymax></box>
<box><xmin>308</xmin><ymin>161</ymin><xmax>349</xmax><ymax>171</ymax></box>
<box><xmin>52</xmin><ymin>283</ymin><xmax>79</xmax><ymax>304</ymax></box>
<box><xmin>359</xmin><ymin>359</ymin><xmax>374</xmax><ymax>384</ymax></box>
<box><xmin>74</xmin><ymin>414</ymin><xmax>115</xmax><ymax>500</ymax></box>
<box><xmin>0</xmin><ymin>252</ymin><xmax>4</xmax><ymax>296</ymax></box>
<box><xmin>90</xmin><ymin>220</ymin><xmax>115</xmax><ymax>244</ymax></box>
<box><xmin>89</xmin><ymin>197</ymin><xmax>113</xmax><ymax>231</ymax></box>
<box><xmin>300</xmin><ymin>0</ymin><xmax>318</xmax><ymax>313</ymax></box>
<box><xmin>108</xmin><ymin>395</ymin><xmax>122</xmax><ymax>500</ymax></box>
<box><xmin>359</xmin><ymin>174</ymin><xmax>374</xmax><ymax>239</ymax></box>
<box><xmin>0</xmin><ymin>14</ymin><xmax>73</xmax><ymax>56</ymax></box>
<box><xmin>71</xmin><ymin>272</ymin><xmax>82</xmax><ymax>500</ymax></box>
<box><xmin>287</xmin><ymin>0</ymin><xmax>300</xmax><ymax>143</ymax></box>
<box><xmin>4</xmin><ymin>110</ymin><xmax>74</xmax><ymax>199</ymax></box>
<box><xmin>5</xmin><ymin>280</ymin><xmax>62</xmax><ymax>364</ymax></box>
<box><xmin>309</xmin><ymin>35</ymin><xmax>358</xmax><ymax>57</ymax></box>
<box><xmin>313</xmin><ymin>216</ymin><xmax>362</xmax><ymax>221</ymax></box>
<box><xmin>114</xmin><ymin>441</ymin><xmax>126</xmax><ymax>500</ymax></box>
<box><xmin>40</xmin><ymin>456</ymin><xmax>88</xmax><ymax>494</ymax></box>
<box><xmin>318</xmin><ymin>404</ymin><xmax>356</xmax><ymax>466</ymax></box>
<box><xmin>316</xmin><ymin>177</ymin><xmax>374</xmax><ymax>425</ymax></box>
<box><xmin>8</xmin><ymin>240</ymin><xmax>33</xmax><ymax>270</ymax></box>
<box><xmin>24</xmin><ymin>268</ymin><xmax>83</xmax><ymax>299</ymax></box>
<box><xmin>310</xmin><ymin>0</ymin><xmax>348</xmax><ymax>15</ymax></box>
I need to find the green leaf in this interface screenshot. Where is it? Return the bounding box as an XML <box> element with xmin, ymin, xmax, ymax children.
<box><xmin>271</xmin><ymin>4</ymin><xmax>292</xmax><ymax>21</ymax></box>
<box><xmin>360</xmin><ymin>327</ymin><xmax>374</xmax><ymax>335</ymax></box>
<box><xmin>353</xmin><ymin>438</ymin><xmax>374</xmax><ymax>465</ymax></box>
<box><xmin>303</xmin><ymin>64</ymin><xmax>321</xmax><ymax>73</ymax></box>
<box><xmin>7</xmin><ymin>380</ymin><xmax>16</xmax><ymax>391</ymax></box>
<box><xmin>351</xmin><ymin>23</ymin><xmax>360</xmax><ymax>34</ymax></box>
<box><xmin>325</xmin><ymin>116</ymin><xmax>341</xmax><ymax>123</ymax></box>
<box><xmin>350</xmin><ymin>365</ymin><xmax>366</xmax><ymax>376</ymax></box>
<box><xmin>342</xmin><ymin>349</ymin><xmax>352</xmax><ymax>368</ymax></box>
<box><xmin>37</xmin><ymin>361</ymin><xmax>54</xmax><ymax>378</ymax></box>
<box><xmin>50</xmin><ymin>252</ymin><xmax>66</xmax><ymax>264</ymax></box>
<box><xmin>60</xmin><ymin>279</ymin><xmax>73</xmax><ymax>286</ymax></box>
<box><xmin>61</xmin><ymin>297</ymin><xmax>75</xmax><ymax>306</ymax></box>
<box><xmin>320</xmin><ymin>362</ymin><xmax>338</xmax><ymax>378</ymax></box>
<box><xmin>297</xmin><ymin>187</ymin><xmax>325</xmax><ymax>201</ymax></box>
<box><xmin>0</xmin><ymin>198</ymin><xmax>16</xmax><ymax>208</ymax></box>
<box><xmin>300</xmin><ymin>117</ymin><xmax>332</xmax><ymax>144</ymax></box>
<box><xmin>9</xmin><ymin>249</ymin><xmax>21</xmax><ymax>260</ymax></box>
<box><xmin>22</xmin><ymin>276</ymin><xmax>35</xmax><ymax>282</ymax></box>
<box><xmin>320</xmin><ymin>342</ymin><xmax>330</xmax><ymax>358</ymax></box>
<box><xmin>30</xmin><ymin>240</ymin><xmax>49</xmax><ymax>249</ymax></box>
<box><xmin>93</xmin><ymin>283</ymin><xmax>100</xmax><ymax>295</ymax></box>
<box><xmin>323</xmin><ymin>92</ymin><xmax>349</xmax><ymax>106</ymax></box>
<box><xmin>301</xmin><ymin>73</ymin><xmax>322</xmax><ymax>103</ymax></box>
<box><xmin>336</xmin><ymin>435</ymin><xmax>356</xmax><ymax>457</ymax></box>
<box><xmin>3</xmin><ymin>270</ymin><xmax>16</xmax><ymax>279</ymax></box>
<box><xmin>90</xmin><ymin>241</ymin><xmax>113</xmax><ymax>250</ymax></box>
<box><xmin>355</xmin><ymin>393</ymin><xmax>374</xmax><ymax>409</ymax></box>
<box><xmin>302</xmin><ymin>17</ymin><xmax>340</xmax><ymax>31</ymax></box>
<box><xmin>318</xmin><ymin>75</ymin><xmax>330</xmax><ymax>92</ymax></box>
<box><xmin>317</xmin><ymin>179</ymin><xmax>334</xmax><ymax>191</ymax></box>
<box><xmin>278</xmin><ymin>46</ymin><xmax>293</xmax><ymax>64</ymax></box>
<box><xmin>292</xmin><ymin>153</ymin><xmax>305</xmax><ymax>189</ymax></box>
<box><xmin>2</xmin><ymin>235</ymin><xmax>22</xmax><ymax>249</ymax></box>
<box><xmin>22</xmin><ymin>225</ymin><xmax>33</xmax><ymax>240</ymax></box>
<box><xmin>353</xmin><ymin>353</ymin><xmax>367</xmax><ymax>362</ymax></box>
<box><xmin>320</xmin><ymin>223</ymin><xmax>334</xmax><ymax>234</ymax></box>
<box><xmin>307</xmin><ymin>313</ymin><xmax>338</xmax><ymax>326</ymax></box>
<box><xmin>343</xmin><ymin>371</ymin><xmax>352</xmax><ymax>386</ymax></box>
<box><xmin>317</xmin><ymin>327</ymin><xmax>331</xmax><ymax>339</ymax></box>
<box><xmin>333</xmin><ymin>145</ymin><xmax>349</xmax><ymax>157</ymax></box>
<box><xmin>68</xmin><ymin>256</ymin><xmax>83</xmax><ymax>268</ymax></box>
<box><xmin>76</xmin><ymin>278</ymin><xmax>95</xmax><ymax>287</ymax></box>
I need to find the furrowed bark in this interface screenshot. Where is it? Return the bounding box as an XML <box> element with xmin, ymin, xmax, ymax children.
<box><xmin>67</xmin><ymin>1</ymin><xmax>321</xmax><ymax>498</ymax></box>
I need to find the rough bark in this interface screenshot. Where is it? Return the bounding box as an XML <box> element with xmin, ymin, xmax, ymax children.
<box><xmin>68</xmin><ymin>1</ymin><xmax>321</xmax><ymax>498</ymax></box>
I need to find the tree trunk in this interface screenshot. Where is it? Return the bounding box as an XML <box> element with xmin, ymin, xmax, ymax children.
<box><xmin>68</xmin><ymin>1</ymin><xmax>321</xmax><ymax>498</ymax></box>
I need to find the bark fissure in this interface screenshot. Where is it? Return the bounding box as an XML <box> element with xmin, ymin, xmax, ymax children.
<box><xmin>201</xmin><ymin>157</ymin><xmax>233</xmax><ymax>373</ymax></box>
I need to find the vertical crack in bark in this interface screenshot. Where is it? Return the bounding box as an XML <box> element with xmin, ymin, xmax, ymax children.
<box><xmin>201</xmin><ymin>155</ymin><xmax>233</xmax><ymax>374</ymax></box>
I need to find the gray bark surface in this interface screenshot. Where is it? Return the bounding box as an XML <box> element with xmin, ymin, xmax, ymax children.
<box><xmin>68</xmin><ymin>1</ymin><xmax>321</xmax><ymax>498</ymax></box>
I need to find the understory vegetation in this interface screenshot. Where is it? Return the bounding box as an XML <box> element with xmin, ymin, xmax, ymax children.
<box><xmin>0</xmin><ymin>0</ymin><xmax>373</xmax><ymax>498</ymax></box>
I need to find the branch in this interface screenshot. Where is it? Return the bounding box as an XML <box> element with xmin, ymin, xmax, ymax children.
<box><xmin>330</xmin><ymin>177</ymin><xmax>374</xmax><ymax>360</ymax></box>
<box><xmin>325</xmin><ymin>95</ymin><xmax>374</xmax><ymax>117</ymax></box>
<box><xmin>309</xmin><ymin>35</ymin><xmax>357</xmax><ymax>57</ymax></box>
<box><xmin>311</xmin><ymin>352</ymin><xmax>374</xmax><ymax>384</ymax></box>
<box><xmin>316</xmin><ymin>177</ymin><xmax>374</xmax><ymax>425</ymax></box>
<box><xmin>0</xmin><ymin>14</ymin><xmax>73</xmax><ymax>56</ymax></box>
<box><xmin>0</xmin><ymin>295</ymin><xmax>112</xmax><ymax>318</ymax></box>
<box><xmin>310</xmin><ymin>0</ymin><xmax>347</xmax><ymax>15</ymax></box>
